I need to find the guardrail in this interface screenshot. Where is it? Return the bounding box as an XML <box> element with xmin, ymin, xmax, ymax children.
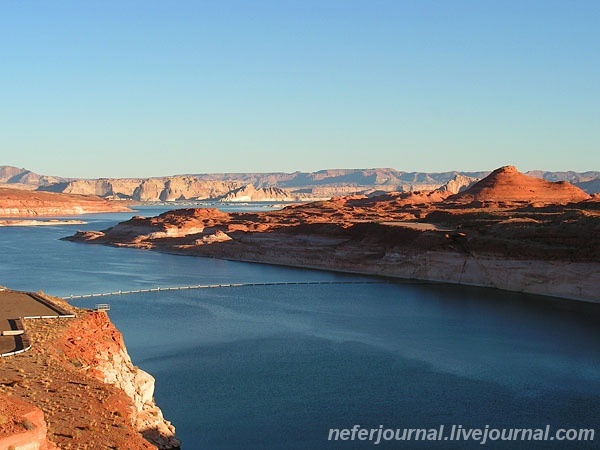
<box><xmin>0</xmin><ymin>317</ymin><xmax>32</xmax><ymax>357</ymax></box>
<box><xmin>22</xmin><ymin>314</ymin><xmax>76</xmax><ymax>319</ymax></box>
<box><xmin>0</xmin><ymin>330</ymin><xmax>25</xmax><ymax>336</ymax></box>
<box><xmin>28</xmin><ymin>292</ymin><xmax>75</xmax><ymax>316</ymax></box>
<box><xmin>64</xmin><ymin>280</ymin><xmax>388</xmax><ymax>300</ymax></box>
<box><xmin>0</xmin><ymin>345</ymin><xmax>32</xmax><ymax>358</ymax></box>
<box><xmin>1</xmin><ymin>295</ymin><xmax>76</xmax><ymax>358</ymax></box>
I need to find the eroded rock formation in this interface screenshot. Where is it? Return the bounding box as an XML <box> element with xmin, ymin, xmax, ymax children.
<box><xmin>66</xmin><ymin>166</ymin><xmax>600</xmax><ymax>302</ymax></box>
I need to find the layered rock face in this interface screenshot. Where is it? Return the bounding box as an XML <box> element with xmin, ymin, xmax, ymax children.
<box><xmin>61</xmin><ymin>178</ymin><xmax>141</xmax><ymax>199</ymax></box>
<box><xmin>66</xmin><ymin>166</ymin><xmax>600</xmax><ymax>302</ymax></box>
<box><xmin>134</xmin><ymin>177</ymin><xmax>240</xmax><ymax>201</ymax></box>
<box><xmin>0</xmin><ymin>187</ymin><xmax>131</xmax><ymax>216</ymax></box>
<box><xmin>219</xmin><ymin>184</ymin><xmax>310</xmax><ymax>202</ymax></box>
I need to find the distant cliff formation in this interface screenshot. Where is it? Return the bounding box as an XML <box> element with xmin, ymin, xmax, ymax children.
<box><xmin>36</xmin><ymin>168</ymin><xmax>488</xmax><ymax>201</ymax></box>
<box><xmin>0</xmin><ymin>166</ymin><xmax>65</xmax><ymax>190</ymax></box>
<box><xmin>218</xmin><ymin>184</ymin><xmax>313</xmax><ymax>202</ymax></box>
<box><xmin>2</xmin><ymin>165</ymin><xmax>599</xmax><ymax>202</ymax></box>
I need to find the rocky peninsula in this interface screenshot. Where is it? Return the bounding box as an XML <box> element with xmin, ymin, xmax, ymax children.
<box><xmin>0</xmin><ymin>219</ymin><xmax>87</xmax><ymax>227</ymax></box>
<box><xmin>0</xmin><ymin>187</ymin><xmax>131</xmax><ymax>217</ymax></box>
<box><xmin>66</xmin><ymin>166</ymin><xmax>600</xmax><ymax>303</ymax></box>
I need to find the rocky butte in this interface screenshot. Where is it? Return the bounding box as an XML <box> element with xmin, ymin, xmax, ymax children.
<box><xmin>66</xmin><ymin>166</ymin><xmax>600</xmax><ymax>303</ymax></box>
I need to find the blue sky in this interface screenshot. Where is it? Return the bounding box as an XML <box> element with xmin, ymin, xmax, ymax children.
<box><xmin>1</xmin><ymin>0</ymin><xmax>599</xmax><ymax>178</ymax></box>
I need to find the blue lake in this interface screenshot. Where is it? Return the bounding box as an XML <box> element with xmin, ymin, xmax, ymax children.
<box><xmin>1</xmin><ymin>207</ymin><xmax>599</xmax><ymax>449</ymax></box>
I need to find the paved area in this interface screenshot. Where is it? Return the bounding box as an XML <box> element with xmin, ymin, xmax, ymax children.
<box><xmin>0</xmin><ymin>291</ymin><xmax>66</xmax><ymax>354</ymax></box>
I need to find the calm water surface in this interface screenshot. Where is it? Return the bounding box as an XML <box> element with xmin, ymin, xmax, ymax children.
<box><xmin>1</xmin><ymin>208</ymin><xmax>599</xmax><ymax>449</ymax></box>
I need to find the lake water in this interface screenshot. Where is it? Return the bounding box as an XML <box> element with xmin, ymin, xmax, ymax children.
<box><xmin>1</xmin><ymin>207</ymin><xmax>599</xmax><ymax>449</ymax></box>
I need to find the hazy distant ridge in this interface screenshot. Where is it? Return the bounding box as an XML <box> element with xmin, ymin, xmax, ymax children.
<box><xmin>1</xmin><ymin>165</ymin><xmax>598</xmax><ymax>201</ymax></box>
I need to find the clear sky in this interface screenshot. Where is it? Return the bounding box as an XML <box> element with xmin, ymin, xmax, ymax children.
<box><xmin>1</xmin><ymin>0</ymin><xmax>599</xmax><ymax>178</ymax></box>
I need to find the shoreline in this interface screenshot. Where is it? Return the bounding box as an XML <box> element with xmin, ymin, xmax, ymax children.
<box><xmin>108</xmin><ymin>242</ymin><xmax>600</xmax><ymax>305</ymax></box>
<box><xmin>62</xmin><ymin>166</ymin><xmax>600</xmax><ymax>306</ymax></box>
<box><xmin>200</xmin><ymin>255</ymin><xmax>600</xmax><ymax>304</ymax></box>
<box><xmin>0</xmin><ymin>219</ymin><xmax>87</xmax><ymax>227</ymax></box>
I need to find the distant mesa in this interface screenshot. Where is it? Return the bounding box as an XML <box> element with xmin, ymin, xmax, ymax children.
<box><xmin>448</xmin><ymin>165</ymin><xmax>591</xmax><ymax>205</ymax></box>
<box><xmin>1</xmin><ymin>165</ymin><xmax>599</xmax><ymax>203</ymax></box>
<box><xmin>0</xmin><ymin>165</ymin><xmax>65</xmax><ymax>189</ymax></box>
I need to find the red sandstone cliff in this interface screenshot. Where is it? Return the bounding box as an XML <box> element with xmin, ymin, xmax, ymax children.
<box><xmin>0</xmin><ymin>297</ymin><xmax>180</xmax><ymax>449</ymax></box>
<box><xmin>52</xmin><ymin>311</ymin><xmax>180</xmax><ymax>449</ymax></box>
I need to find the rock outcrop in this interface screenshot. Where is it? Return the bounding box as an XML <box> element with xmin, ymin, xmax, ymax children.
<box><xmin>0</xmin><ymin>296</ymin><xmax>180</xmax><ymax>449</ymax></box>
<box><xmin>53</xmin><ymin>312</ymin><xmax>180</xmax><ymax>449</ymax></box>
<box><xmin>448</xmin><ymin>165</ymin><xmax>591</xmax><ymax>205</ymax></box>
<box><xmin>0</xmin><ymin>187</ymin><xmax>131</xmax><ymax>216</ymax></box>
<box><xmin>66</xmin><ymin>166</ymin><xmax>600</xmax><ymax>303</ymax></box>
<box><xmin>0</xmin><ymin>394</ymin><xmax>58</xmax><ymax>450</ymax></box>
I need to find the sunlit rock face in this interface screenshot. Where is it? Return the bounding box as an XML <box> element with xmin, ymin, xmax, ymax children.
<box><xmin>448</xmin><ymin>165</ymin><xmax>591</xmax><ymax>205</ymax></box>
<box><xmin>0</xmin><ymin>187</ymin><xmax>131</xmax><ymax>216</ymax></box>
<box><xmin>65</xmin><ymin>167</ymin><xmax>600</xmax><ymax>303</ymax></box>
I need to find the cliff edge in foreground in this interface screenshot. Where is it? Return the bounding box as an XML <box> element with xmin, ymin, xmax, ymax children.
<box><xmin>0</xmin><ymin>292</ymin><xmax>180</xmax><ymax>449</ymax></box>
<box><xmin>66</xmin><ymin>166</ymin><xmax>600</xmax><ymax>303</ymax></box>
